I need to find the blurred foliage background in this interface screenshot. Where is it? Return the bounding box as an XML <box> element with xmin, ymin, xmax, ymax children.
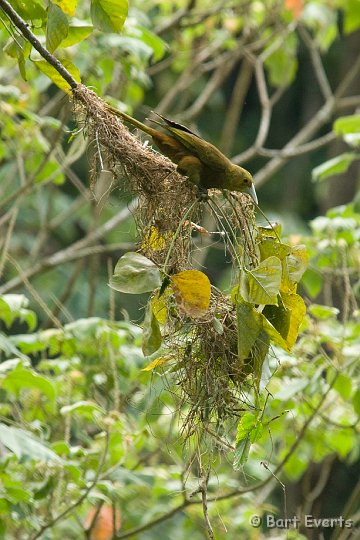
<box><xmin>0</xmin><ymin>0</ymin><xmax>359</xmax><ymax>539</ymax></box>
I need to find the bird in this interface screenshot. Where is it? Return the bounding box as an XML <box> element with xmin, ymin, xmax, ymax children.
<box><xmin>107</xmin><ymin>106</ymin><xmax>258</xmax><ymax>204</ymax></box>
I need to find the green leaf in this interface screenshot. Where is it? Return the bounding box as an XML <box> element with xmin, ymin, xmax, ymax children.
<box><xmin>46</xmin><ymin>2</ymin><xmax>69</xmax><ymax>53</ymax></box>
<box><xmin>240</xmin><ymin>256</ymin><xmax>282</xmax><ymax>305</ymax></box>
<box><xmin>60</xmin><ymin>400</ymin><xmax>105</xmax><ymax>418</ymax></box>
<box><xmin>312</xmin><ymin>153</ymin><xmax>359</xmax><ymax>182</ymax></box>
<box><xmin>134</xmin><ymin>25</ymin><xmax>167</xmax><ymax>62</ymax></box>
<box><xmin>301</xmin><ymin>268</ymin><xmax>323</xmax><ymax>298</ymax></box>
<box><xmin>142</xmin><ymin>303</ymin><xmax>162</xmax><ymax>356</ymax></box>
<box><xmin>308</xmin><ymin>304</ymin><xmax>339</xmax><ymax>319</ymax></box>
<box><xmin>353</xmin><ymin>389</ymin><xmax>360</xmax><ymax>416</ymax></box>
<box><xmin>334</xmin><ymin>114</ymin><xmax>360</xmax><ymax>135</ymax></box>
<box><xmin>264</xmin><ymin>32</ymin><xmax>298</xmax><ymax>87</ymax></box>
<box><xmin>333</xmin><ymin>374</ymin><xmax>352</xmax><ymax>400</ymax></box>
<box><xmin>91</xmin><ymin>0</ymin><xmax>128</xmax><ymax>33</ymax></box>
<box><xmin>233</xmin><ymin>437</ymin><xmax>251</xmax><ymax>469</ymax></box>
<box><xmin>263</xmin><ymin>293</ymin><xmax>306</xmax><ymax>350</ymax></box>
<box><xmin>234</xmin><ymin>413</ymin><xmax>263</xmax><ymax>468</ymax></box>
<box><xmin>8</xmin><ymin>0</ymin><xmax>46</xmax><ymax>20</ymax></box>
<box><xmin>235</xmin><ymin>413</ymin><xmax>256</xmax><ymax>445</ymax></box>
<box><xmin>109</xmin><ymin>252</ymin><xmax>161</xmax><ymax>294</ymax></box>
<box><xmin>1</xmin><ymin>365</ymin><xmax>56</xmax><ymax>402</ymax></box>
<box><xmin>236</xmin><ymin>301</ymin><xmax>262</xmax><ymax>361</ymax></box>
<box><xmin>33</xmin><ymin>59</ymin><xmax>80</xmax><ymax>93</ymax></box>
<box><xmin>0</xmin><ymin>423</ymin><xmax>62</xmax><ymax>462</ymax></box>
<box><xmin>259</xmin><ymin>239</ymin><xmax>291</xmax><ymax>261</ymax></box>
<box><xmin>343</xmin><ymin>0</ymin><xmax>360</xmax><ymax>34</ymax></box>
<box><xmin>261</xmin><ymin>315</ymin><xmax>291</xmax><ymax>352</ymax></box>
<box><xmin>60</xmin><ymin>25</ymin><xmax>93</xmax><ymax>47</ymax></box>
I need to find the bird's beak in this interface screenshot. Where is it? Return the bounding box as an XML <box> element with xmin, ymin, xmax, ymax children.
<box><xmin>244</xmin><ymin>183</ymin><xmax>258</xmax><ymax>204</ymax></box>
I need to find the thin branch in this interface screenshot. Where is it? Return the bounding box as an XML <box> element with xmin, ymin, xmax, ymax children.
<box><xmin>0</xmin><ymin>200</ymin><xmax>136</xmax><ymax>294</ymax></box>
<box><xmin>257</xmin><ymin>131</ymin><xmax>336</xmax><ymax>158</ymax></box>
<box><xmin>30</xmin><ymin>431</ymin><xmax>110</xmax><ymax>540</ymax></box>
<box><xmin>299</xmin><ymin>25</ymin><xmax>333</xmax><ymax>101</ymax></box>
<box><xmin>0</xmin><ymin>0</ymin><xmax>78</xmax><ymax>89</ymax></box>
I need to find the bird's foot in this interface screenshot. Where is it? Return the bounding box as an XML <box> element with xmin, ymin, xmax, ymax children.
<box><xmin>195</xmin><ymin>186</ymin><xmax>209</xmax><ymax>201</ymax></box>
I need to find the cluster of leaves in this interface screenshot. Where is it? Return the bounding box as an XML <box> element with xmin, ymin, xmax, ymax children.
<box><xmin>3</xmin><ymin>0</ymin><xmax>166</xmax><ymax>97</ymax></box>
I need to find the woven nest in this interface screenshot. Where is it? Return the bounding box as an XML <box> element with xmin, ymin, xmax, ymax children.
<box><xmin>72</xmin><ymin>84</ymin><xmax>258</xmax><ymax>443</ymax></box>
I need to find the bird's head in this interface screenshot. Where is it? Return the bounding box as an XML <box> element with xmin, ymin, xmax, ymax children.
<box><xmin>227</xmin><ymin>165</ymin><xmax>258</xmax><ymax>204</ymax></box>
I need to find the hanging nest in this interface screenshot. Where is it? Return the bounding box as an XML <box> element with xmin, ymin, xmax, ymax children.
<box><xmin>71</xmin><ymin>84</ymin><xmax>259</xmax><ymax>444</ymax></box>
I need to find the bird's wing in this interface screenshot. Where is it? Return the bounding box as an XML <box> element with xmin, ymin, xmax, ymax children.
<box><xmin>150</xmin><ymin>114</ymin><xmax>231</xmax><ymax>170</ymax></box>
<box><xmin>167</xmin><ymin>127</ymin><xmax>231</xmax><ymax>171</ymax></box>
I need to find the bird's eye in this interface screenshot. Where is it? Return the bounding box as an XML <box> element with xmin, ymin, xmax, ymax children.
<box><xmin>244</xmin><ymin>178</ymin><xmax>249</xmax><ymax>184</ymax></box>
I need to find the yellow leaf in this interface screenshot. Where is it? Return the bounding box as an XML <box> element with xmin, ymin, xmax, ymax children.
<box><xmin>281</xmin><ymin>245</ymin><xmax>309</xmax><ymax>293</ymax></box>
<box><xmin>171</xmin><ymin>270</ymin><xmax>211</xmax><ymax>318</ymax></box>
<box><xmin>151</xmin><ymin>291</ymin><xmax>168</xmax><ymax>325</ymax></box>
<box><xmin>281</xmin><ymin>293</ymin><xmax>306</xmax><ymax>349</ymax></box>
<box><xmin>33</xmin><ymin>59</ymin><xmax>80</xmax><ymax>94</ymax></box>
<box><xmin>54</xmin><ymin>0</ymin><xmax>77</xmax><ymax>16</ymax></box>
<box><xmin>142</xmin><ymin>355</ymin><xmax>173</xmax><ymax>371</ymax></box>
<box><xmin>142</xmin><ymin>226</ymin><xmax>172</xmax><ymax>251</ymax></box>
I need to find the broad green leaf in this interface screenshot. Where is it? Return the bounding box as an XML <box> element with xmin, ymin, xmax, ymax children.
<box><xmin>334</xmin><ymin>114</ymin><xmax>360</xmax><ymax>135</ymax></box>
<box><xmin>263</xmin><ymin>293</ymin><xmax>306</xmax><ymax>350</ymax></box>
<box><xmin>1</xmin><ymin>366</ymin><xmax>56</xmax><ymax>402</ymax></box>
<box><xmin>109</xmin><ymin>252</ymin><xmax>161</xmax><ymax>294</ymax></box>
<box><xmin>353</xmin><ymin>389</ymin><xmax>360</xmax><ymax>416</ymax></box>
<box><xmin>235</xmin><ymin>413</ymin><xmax>256</xmax><ymax>445</ymax></box>
<box><xmin>54</xmin><ymin>0</ymin><xmax>77</xmax><ymax>16</ymax></box>
<box><xmin>8</xmin><ymin>0</ymin><xmax>46</xmax><ymax>20</ymax></box>
<box><xmin>236</xmin><ymin>301</ymin><xmax>262</xmax><ymax>361</ymax></box>
<box><xmin>312</xmin><ymin>153</ymin><xmax>359</xmax><ymax>182</ymax></box>
<box><xmin>233</xmin><ymin>437</ymin><xmax>251</xmax><ymax>469</ymax></box>
<box><xmin>240</xmin><ymin>256</ymin><xmax>282</xmax><ymax>305</ymax></box>
<box><xmin>343</xmin><ymin>0</ymin><xmax>360</xmax><ymax>34</ymax></box>
<box><xmin>301</xmin><ymin>268</ymin><xmax>323</xmax><ymax>298</ymax></box>
<box><xmin>3</xmin><ymin>36</ymin><xmax>31</xmax><ymax>81</ymax></box>
<box><xmin>308</xmin><ymin>304</ymin><xmax>339</xmax><ymax>319</ymax></box>
<box><xmin>259</xmin><ymin>239</ymin><xmax>291</xmax><ymax>261</ymax></box>
<box><xmin>60</xmin><ymin>25</ymin><xmax>93</xmax><ymax>47</ymax></box>
<box><xmin>91</xmin><ymin>0</ymin><xmax>128</xmax><ymax>33</ymax></box>
<box><xmin>0</xmin><ymin>333</ymin><xmax>29</xmax><ymax>360</ymax></box>
<box><xmin>171</xmin><ymin>270</ymin><xmax>211</xmax><ymax>318</ymax></box>
<box><xmin>258</xmin><ymin>222</ymin><xmax>282</xmax><ymax>238</ymax></box>
<box><xmin>135</xmin><ymin>26</ymin><xmax>167</xmax><ymax>62</ymax></box>
<box><xmin>261</xmin><ymin>315</ymin><xmax>291</xmax><ymax>352</ymax></box>
<box><xmin>234</xmin><ymin>413</ymin><xmax>263</xmax><ymax>468</ymax></box>
<box><xmin>33</xmin><ymin>59</ymin><xmax>81</xmax><ymax>94</ymax></box>
<box><xmin>142</xmin><ymin>303</ymin><xmax>162</xmax><ymax>356</ymax></box>
<box><xmin>0</xmin><ymin>423</ymin><xmax>62</xmax><ymax>462</ymax></box>
<box><xmin>46</xmin><ymin>2</ymin><xmax>69</xmax><ymax>53</ymax></box>
<box><xmin>333</xmin><ymin>374</ymin><xmax>352</xmax><ymax>400</ymax></box>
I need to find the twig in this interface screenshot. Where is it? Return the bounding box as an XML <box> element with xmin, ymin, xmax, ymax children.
<box><xmin>30</xmin><ymin>431</ymin><xmax>110</xmax><ymax>540</ymax></box>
